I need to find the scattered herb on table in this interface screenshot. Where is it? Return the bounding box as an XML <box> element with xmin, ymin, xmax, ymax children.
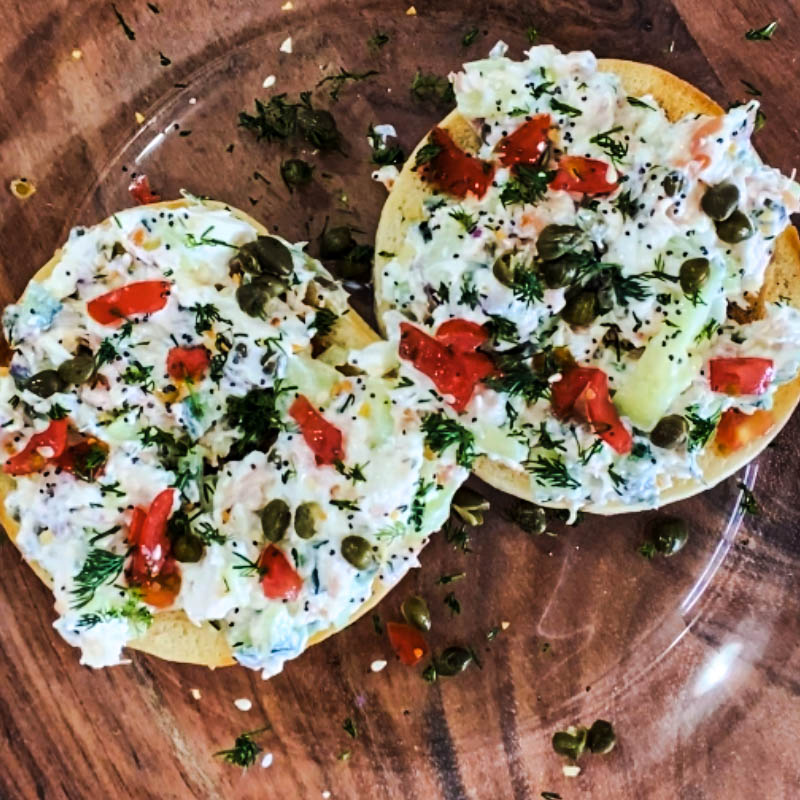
<box><xmin>214</xmin><ymin>727</ymin><xmax>269</xmax><ymax>769</ymax></box>
<box><xmin>280</xmin><ymin>158</ymin><xmax>314</xmax><ymax>191</ymax></box>
<box><xmin>436</xmin><ymin>571</ymin><xmax>465</xmax><ymax>585</ymax></box>
<box><xmin>462</xmin><ymin>27</ymin><xmax>479</xmax><ymax>47</ymax></box>
<box><xmin>410</xmin><ymin>70</ymin><xmax>455</xmax><ymax>106</ymax></box>
<box><xmin>443</xmin><ymin>591</ymin><xmax>461</xmax><ymax>615</ymax></box>
<box><xmin>738</xmin><ymin>481</ymin><xmax>760</xmax><ymax>515</ymax></box>
<box><xmin>111</xmin><ymin>3</ymin><xmax>136</xmax><ymax>40</ymax></box>
<box><xmin>740</xmin><ymin>79</ymin><xmax>762</xmax><ymax>96</ymax></box>
<box><xmin>317</xmin><ymin>68</ymin><xmax>379</xmax><ymax>102</ymax></box>
<box><xmin>368</xmin><ymin>125</ymin><xmax>405</xmax><ymax>167</ymax></box>
<box><xmin>744</xmin><ymin>21</ymin><xmax>778</xmax><ymax>40</ymax></box>
<box><xmin>367</xmin><ymin>31</ymin><xmax>390</xmax><ymax>51</ymax></box>
<box><xmin>342</xmin><ymin>717</ymin><xmax>358</xmax><ymax>738</ymax></box>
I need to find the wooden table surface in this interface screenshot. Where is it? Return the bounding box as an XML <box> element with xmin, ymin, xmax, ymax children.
<box><xmin>2</xmin><ymin>1</ymin><xmax>800</xmax><ymax>798</ymax></box>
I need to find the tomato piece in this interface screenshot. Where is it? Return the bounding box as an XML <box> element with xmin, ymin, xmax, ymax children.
<box><xmin>3</xmin><ymin>418</ymin><xmax>69</xmax><ymax>476</ymax></box>
<box><xmin>709</xmin><ymin>357</ymin><xmax>774</xmax><ymax>396</ymax></box>
<box><xmin>551</xmin><ymin>367</ymin><xmax>632</xmax><ymax>455</ymax></box>
<box><xmin>435</xmin><ymin>319</ymin><xmax>489</xmax><ymax>352</ymax></box>
<box><xmin>387</xmin><ymin>621</ymin><xmax>428</xmax><ymax>666</ymax></box>
<box><xmin>258</xmin><ymin>545</ymin><xmax>303</xmax><ymax>600</ymax></box>
<box><xmin>715</xmin><ymin>408</ymin><xmax>774</xmax><ymax>454</ymax></box>
<box><xmin>139</xmin><ymin>561</ymin><xmax>182</xmax><ymax>609</ymax></box>
<box><xmin>53</xmin><ymin>438</ymin><xmax>109</xmax><ymax>481</ymax></box>
<box><xmin>549</xmin><ymin>155</ymin><xmax>617</xmax><ymax>195</ymax></box>
<box><xmin>399</xmin><ymin>322</ymin><xmax>493</xmax><ymax>412</ymax></box>
<box><xmin>418</xmin><ymin>126</ymin><xmax>496</xmax><ymax>200</ymax></box>
<box><xmin>129</xmin><ymin>488</ymin><xmax>175</xmax><ymax>581</ymax></box>
<box><xmin>495</xmin><ymin>113</ymin><xmax>552</xmax><ymax>167</ymax></box>
<box><xmin>166</xmin><ymin>346</ymin><xmax>210</xmax><ymax>382</ymax></box>
<box><xmin>88</xmin><ymin>280</ymin><xmax>171</xmax><ymax>326</ymax></box>
<box><xmin>128</xmin><ymin>507</ymin><xmax>146</xmax><ymax>544</ymax></box>
<box><xmin>128</xmin><ymin>174</ymin><xmax>161</xmax><ymax>205</ymax></box>
<box><xmin>289</xmin><ymin>394</ymin><xmax>345</xmax><ymax>466</ymax></box>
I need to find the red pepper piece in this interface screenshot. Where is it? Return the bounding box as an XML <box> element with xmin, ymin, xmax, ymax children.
<box><xmin>495</xmin><ymin>113</ymin><xmax>552</xmax><ymax>167</ymax></box>
<box><xmin>258</xmin><ymin>544</ymin><xmax>303</xmax><ymax>600</ymax></box>
<box><xmin>289</xmin><ymin>394</ymin><xmax>345</xmax><ymax>466</ymax></box>
<box><xmin>418</xmin><ymin>127</ymin><xmax>496</xmax><ymax>200</ymax></box>
<box><xmin>435</xmin><ymin>318</ymin><xmax>489</xmax><ymax>353</ymax></box>
<box><xmin>709</xmin><ymin>357</ymin><xmax>774</xmax><ymax>396</ymax></box>
<box><xmin>87</xmin><ymin>280</ymin><xmax>171</xmax><ymax>326</ymax></box>
<box><xmin>129</xmin><ymin>488</ymin><xmax>175</xmax><ymax>581</ymax></box>
<box><xmin>549</xmin><ymin>155</ymin><xmax>618</xmax><ymax>195</ymax></box>
<box><xmin>3</xmin><ymin>418</ymin><xmax>69</xmax><ymax>476</ymax></box>
<box><xmin>387</xmin><ymin>621</ymin><xmax>428</xmax><ymax>666</ymax></box>
<box><xmin>128</xmin><ymin>175</ymin><xmax>161</xmax><ymax>205</ymax></box>
<box><xmin>166</xmin><ymin>346</ymin><xmax>211</xmax><ymax>382</ymax></box>
<box><xmin>551</xmin><ymin>366</ymin><xmax>632</xmax><ymax>455</ymax></box>
<box><xmin>399</xmin><ymin>322</ymin><xmax>493</xmax><ymax>412</ymax></box>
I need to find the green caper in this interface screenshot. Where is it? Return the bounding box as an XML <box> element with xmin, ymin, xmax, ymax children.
<box><xmin>586</xmin><ymin>719</ymin><xmax>616</xmax><ymax>755</ymax></box>
<box><xmin>650</xmin><ymin>415</ymin><xmax>688</xmax><ymax>449</ymax></box>
<box><xmin>320</xmin><ymin>226</ymin><xmax>355</xmax><ymax>259</ymax></box>
<box><xmin>435</xmin><ymin>646</ymin><xmax>473</xmax><ymax>676</ymax></box>
<box><xmin>236</xmin><ymin>282</ymin><xmax>271</xmax><ymax>317</ymax></box>
<box><xmin>561</xmin><ymin>291</ymin><xmax>597</xmax><ymax>327</ymax></box>
<box><xmin>492</xmin><ymin>253</ymin><xmax>515</xmax><ymax>286</ymax></box>
<box><xmin>509</xmin><ymin>501</ymin><xmax>548</xmax><ymax>535</ymax></box>
<box><xmin>294</xmin><ymin>501</ymin><xmax>322</xmax><ymax>539</ymax></box>
<box><xmin>341</xmin><ymin>535</ymin><xmax>372</xmax><ymax>570</ymax></box>
<box><xmin>536</xmin><ymin>224</ymin><xmax>584</xmax><ymax>262</ymax></box>
<box><xmin>401</xmin><ymin>595</ymin><xmax>431</xmax><ymax>632</ymax></box>
<box><xmin>230</xmin><ymin>236</ymin><xmax>293</xmax><ymax>277</ymax></box>
<box><xmin>715</xmin><ymin>210</ymin><xmax>754</xmax><ymax>243</ymax></box>
<box><xmin>661</xmin><ymin>171</ymin><xmax>684</xmax><ymax>197</ymax></box>
<box><xmin>172</xmin><ymin>533</ymin><xmax>205</xmax><ymax>563</ymax></box>
<box><xmin>57</xmin><ymin>355</ymin><xmax>96</xmax><ymax>385</ymax></box>
<box><xmin>26</xmin><ymin>369</ymin><xmax>65</xmax><ymax>398</ymax></box>
<box><xmin>280</xmin><ymin>158</ymin><xmax>314</xmax><ymax>192</ymax></box>
<box><xmin>260</xmin><ymin>499</ymin><xmax>291</xmax><ymax>542</ymax></box>
<box><xmin>539</xmin><ymin>252</ymin><xmax>584</xmax><ymax>289</ymax></box>
<box><xmin>679</xmin><ymin>257</ymin><xmax>710</xmax><ymax>296</ymax></box>
<box><xmin>452</xmin><ymin>487</ymin><xmax>490</xmax><ymax>527</ymax></box>
<box><xmin>552</xmin><ymin>727</ymin><xmax>588</xmax><ymax>760</ymax></box>
<box><xmin>700</xmin><ymin>182</ymin><xmax>739</xmax><ymax>221</ymax></box>
<box><xmin>650</xmin><ymin>515</ymin><xmax>689</xmax><ymax>556</ymax></box>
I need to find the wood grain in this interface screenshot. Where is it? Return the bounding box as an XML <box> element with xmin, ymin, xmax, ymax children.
<box><xmin>1</xmin><ymin>1</ymin><xmax>800</xmax><ymax>798</ymax></box>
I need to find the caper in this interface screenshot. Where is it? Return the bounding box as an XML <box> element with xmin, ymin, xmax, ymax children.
<box><xmin>401</xmin><ymin>595</ymin><xmax>431</xmax><ymax>632</ymax></box>
<box><xmin>260</xmin><ymin>499</ymin><xmax>291</xmax><ymax>542</ymax></box>
<box><xmin>341</xmin><ymin>535</ymin><xmax>372</xmax><ymax>569</ymax></box>
<box><xmin>280</xmin><ymin>158</ymin><xmax>314</xmax><ymax>192</ymax></box>
<box><xmin>532</xmin><ymin>346</ymin><xmax>576</xmax><ymax>376</ymax></box>
<box><xmin>492</xmin><ymin>253</ymin><xmax>515</xmax><ymax>286</ymax></box>
<box><xmin>294</xmin><ymin>501</ymin><xmax>322</xmax><ymax>539</ymax></box>
<box><xmin>586</xmin><ymin>719</ymin><xmax>616</xmax><ymax>755</ymax></box>
<box><xmin>552</xmin><ymin>727</ymin><xmax>588</xmax><ymax>760</ymax></box>
<box><xmin>539</xmin><ymin>252</ymin><xmax>584</xmax><ymax>289</ymax></box>
<box><xmin>509</xmin><ymin>501</ymin><xmax>548</xmax><ymax>535</ymax></box>
<box><xmin>236</xmin><ymin>282</ymin><xmax>270</xmax><ymax>317</ymax></box>
<box><xmin>700</xmin><ymin>182</ymin><xmax>739</xmax><ymax>221</ymax></box>
<box><xmin>172</xmin><ymin>533</ymin><xmax>204</xmax><ymax>563</ymax></box>
<box><xmin>57</xmin><ymin>355</ymin><xmax>96</xmax><ymax>385</ymax></box>
<box><xmin>661</xmin><ymin>171</ymin><xmax>684</xmax><ymax>197</ymax></box>
<box><xmin>715</xmin><ymin>210</ymin><xmax>754</xmax><ymax>243</ymax></box>
<box><xmin>536</xmin><ymin>224</ymin><xmax>584</xmax><ymax>262</ymax></box>
<box><xmin>452</xmin><ymin>487</ymin><xmax>490</xmax><ymax>527</ymax></box>
<box><xmin>435</xmin><ymin>646</ymin><xmax>473</xmax><ymax>676</ymax></box>
<box><xmin>320</xmin><ymin>226</ymin><xmax>355</xmax><ymax>259</ymax></box>
<box><xmin>26</xmin><ymin>369</ymin><xmax>65</xmax><ymax>398</ymax></box>
<box><xmin>650</xmin><ymin>515</ymin><xmax>689</xmax><ymax>556</ymax></box>
<box><xmin>679</xmin><ymin>257</ymin><xmax>710</xmax><ymax>296</ymax></box>
<box><xmin>230</xmin><ymin>236</ymin><xmax>293</xmax><ymax>277</ymax></box>
<box><xmin>650</xmin><ymin>414</ymin><xmax>688</xmax><ymax>449</ymax></box>
<box><xmin>561</xmin><ymin>291</ymin><xmax>597</xmax><ymax>327</ymax></box>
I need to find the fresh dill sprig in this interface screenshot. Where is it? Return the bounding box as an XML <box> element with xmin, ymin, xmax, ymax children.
<box><xmin>549</xmin><ymin>97</ymin><xmax>582</xmax><ymax>118</ymax></box>
<box><xmin>367</xmin><ymin>125</ymin><xmax>405</xmax><ymax>167</ymax></box>
<box><xmin>589</xmin><ymin>126</ymin><xmax>628</xmax><ymax>164</ymax></box>
<box><xmin>500</xmin><ymin>163</ymin><xmax>556</xmax><ymax>206</ymax></box>
<box><xmin>70</xmin><ymin>549</ymin><xmax>125</xmax><ymax>609</ymax></box>
<box><xmin>410</xmin><ymin>478</ymin><xmax>435</xmax><ymax>530</ymax></box>
<box><xmin>484</xmin><ymin>315</ymin><xmax>519</xmax><ymax>344</ymax></box>
<box><xmin>449</xmin><ymin>207</ymin><xmax>478</xmax><ymax>233</ymax></box>
<box><xmin>185</xmin><ymin>225</ymin><xmax>236</xmax><ymax>249</ymax></box>
<box><xmin>421</xmin><ymin>413</ymin><xmax>477</xmax><ymax>468</ymax></box>
<box><xmin>512</xmin><ymin>267</ymin><xmax>544</xmax><ymax>306</ymax></box>
<box><xmin>317</xmin><ymin>68</ymin><xmax>379</xmax><ymax>102</ymax></box>
<box><xmin>484</xmin><ymin>363</ymin><xmax>550</xmax><ymax>404</ymax></box>
<box><xmin>188</xmin><ymin>302</ymin><xmax>231</xmax><ymax>335</ymax></box>
<box><xmin>458</xmin><ymin>273</ymin><xmax>480</xmax><ymax>310</ymax></box>
<box><xmin>214</xmin><ymin>727</ymin><xmax>269</xmax><ymax>769</ymax></box>
<box><xmin>309</xmin><ymin>307</ymin><xmax>338</xmax><ymax>337</ymax></box>
<box><xmin>614</xmin><ymin>189</ymin><xmax>639</xmax><ymax>220</ymax></box>
<box><xmin>686</xmin><ymin>407</ymin><xmax>721</xmax><ymax>450</ymax></box>
<box><xmin>524</xmin><ymin>454</ymin><xmax>580</xmax><ymax>489</ymax></box>
<box><xmin>627</xmin><ymin>96</ymin><xmax>655</xmax><ymax>111</ymax></box>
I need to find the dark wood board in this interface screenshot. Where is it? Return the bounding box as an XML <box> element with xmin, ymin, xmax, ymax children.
<box><xmin>1</xmin><ymin>1</ymin><xmax>799</xmax><ymax>798</ymax></box>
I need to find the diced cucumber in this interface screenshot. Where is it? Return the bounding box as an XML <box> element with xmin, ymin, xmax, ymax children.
<box><xmin>473</xmin><ymin>421</ymin><xmax>529</xmax><ymax>463</ymax></box>
<box><xmin>457</xmin><ymin>57</ymin><xmax>520</xmax><ymax>118</ymax></box>
<box><xmin>284</xmin><ymin>355</ymin><xmax>339</xmax><ymax>404</ymax></box>
<box><xmin>614</xmin><ymin>265</ymin><xmax>723</xmax><ymax>430</ymax></box>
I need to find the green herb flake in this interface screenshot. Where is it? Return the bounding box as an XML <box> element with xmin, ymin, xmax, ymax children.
<box><xmin>745</xmin><ymin>21</ymin><xmax>778</xmax><ymax>40</ymax></box>
<box><xmin>343</xmin><ymin>717</ymin><xmax>358</xmax><ymax>738</ymax></box>
<box><xmin>462</xmin><ymin>27</ymin><xmax>480</xmax><ymax>47</ymax></box>
<box><xmin>368</xmin><ymin>125</ymin><xmax>405</xmax><ymax>167</ymax></box>
<box><xmin>310</xmin><ymin>307</ymin><xmax>338</xmax><ymax>337</ymax></box>
<box><xmin>436</xmin><ymin>572</ymin><xmax>465</xmax><ymax>585</ymax></box>
<box><xmin>740</xmin><ymin>79</ymin><xmax>762</xmax><ymax>96</ymax></box>
<box><xmin>525</xmin><ymin>26</ymin><xmax>538</xmax><ymax>43</ymax></box>
<box><xmin>372</xmin><ymin>613</ymin><xmax>384</xmax><ymax>635</ymax></box>
<box><xmin>214</xmin><ymin>727</ymin><xmax>268</xmax><ymax>769</ymax></box>
<box><xmin>500</xmin><ymin>163</ymin><xmax>556</xmax><ymax>207</ymax></box>
<box><xmin>738</xmin><ymin>481</ymin><xmax>760</xmax><ymax>515</ymax></box>
<box><xmin>421</xmin><ymin>413</ymin><xmax>476</xmax><ymax>468</ymax></box>
<box><xmin>414</xmin><ymin>140</ymin><xmax>443</xmax><ymax>169</ymax></box>
<box><xmin>589</xmin><ymin>125</ymin><xmax>628</xmax><ymax>164</ymax></box>
<box><xmin>367</xmin><ymin>31</ymin><xmax>390</xmax><ymax>51</ymax></box>
<box><xmin>524</xmin><ymin>454</ymin><xmax>580</xmax><ymax>490</ymax></box>
<box><xmin>410</xmin><ymin>70</ymin><xmax>455</xmax><ymax>106</ymax></box>
<box><xmin>317</xmin><ymin>68</ymin><xmax>379</xmax><ymax>102</ymax></box>
<box><xmin>626</xmin><ymin>96</ymin><xmax>655</xmax><ymax>110</ymax></box>
<box><xmin>448</xmin><ymin>207</ymin><xmax>478</xmax><ymax>233</ymax></box>
<box><xmin>71</xmin><ymin>549</ymin><xmax>125</xmax><ymax>609</ymax></box>
<box><xmin>443</xmin><ymin>591</ymin><xmax>461</xmax><ymax>615</ymax></box>
<box><xmin>549</xmin><ymin>97</ymin><xmax>582</xmax><ymax>118</ymax></box>
<box><xmin>111</xmin><ymin>3</ymin><xmax>136</xmax><ymax>40</ymax></box>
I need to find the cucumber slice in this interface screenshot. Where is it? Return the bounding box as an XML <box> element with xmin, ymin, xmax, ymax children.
<box><xmin>614</xmin><ymin>265</ymin><xmax>723</xmax><ymax>430</ymax></box>
<box><xmin>473</xmin><ymin>421</ymin><xmax>529</xmax><ymax>464</ymax></box>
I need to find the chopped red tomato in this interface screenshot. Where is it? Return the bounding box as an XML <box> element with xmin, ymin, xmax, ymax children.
<box><xmin>53</xmin><ymin>438</ymin><xmax>109</xmax><ymax>481</ymax></box>
<box><xmin>549</xmin><ymin>155</ymin><xmax>617</xmax><ymax>195</ymax></box>
<box><xmin>435</xmin><ymin>318</ymin><xmax>489</xmax><ymax>352</ymax></box>
<box><xmin>709</xmin><ymin>357</ymin><xmax>774</xmax><ymax>396</ymax></box>
<box><xmin>495</xmin><ymin>113</ymin><xmax>552</xmax><ymax>167</ymax></box>
<box><xmin>418</xmin><ymin>126</ymin><xmax>495</xmax><ymax>200</ymax></box>
<box><xmin>139</xmin><ymin>561</ymin><xmax>182</xmax><ymax>609</ymax></box>
<box><xmin>166</xmin><ymin>346</ymin><xmax>210</xmax><ymax>382</ymax></box>
<box><xmin>387</xmin><ymin>621</ymin><xmax>428</xmax><ymax>666</ymax></box>
<box><xmin>129</xmin><ymin>488</ymin><xmax>175</xmax><ymax>581</ymax></box>
<box><xmin>715</xmin><ymin>408</ymin><xmax>773</xmax><ymax>454</ymax></box>
<box><xmin>399</xmin><ymin>322</ymin><xmax>493</xmax><ymax>412</ymax></box>
<box><xmin>289</xmin><ymin>394</ymin><xmax>345</xmax><ymax>466</ymax></box>
<box><xmin>128</xmin><ymin>174</ymin><xmax>161</xmax><ymax>205</ymax></box>
<box><xmin>258</xmin><ymin>545</ymin><xmax>303</xmax><ymax>600</ymax></box>
<box><xmin>3</xmin><ymin>418</ymin><xmax>69</xmax><ymax>476</ymax></box>
<box><xmin>87</xmin><ymin>280</ymin><xmax>171</xmax><ymax>326</ymax></box>
<box><xmin>551</xmin><ymin>366</ymin><xmax>632</xmax><ymax>454</ymax></box>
